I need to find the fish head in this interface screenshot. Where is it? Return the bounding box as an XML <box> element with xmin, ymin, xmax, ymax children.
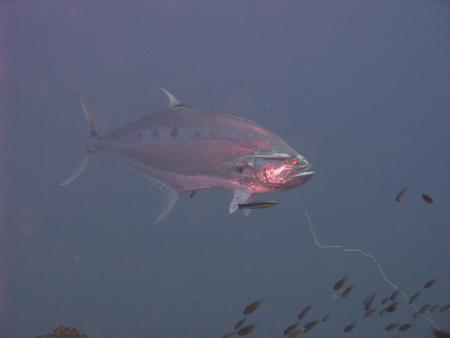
<box><xmin>250</xmin><ymin>153</ymin><xmax>314</xmax><ymax>191</ymax></box>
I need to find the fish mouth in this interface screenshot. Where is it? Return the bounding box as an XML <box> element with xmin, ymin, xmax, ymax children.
<box><xmin>288</xmin><ymin>160</ymin><xmax>314</xmax><ymax>180</ymax></box>
<box><xmin>289</xmin><ymin>170</ymin><xmax>315</xmax><ymax>179</ymax></box>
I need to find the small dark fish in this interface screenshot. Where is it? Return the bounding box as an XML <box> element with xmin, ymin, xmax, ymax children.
<box><xmin>343</xmin><ymin>321</ymin><xmax>356</xmax><ymax>333</ymax></box>
<box><xmin>422</xmin><ymin>193</ymin><xmax>433</xmax><ymax>204</ymax></box>
<box><xmin>408</xmin><ymin>291</ymin><xmax>420</xmax><ymax>304</ymax></box>
<box><xmin>385</xmin><ymin>321</ymin><xmax>400</xmax><ymax>331</ymax></box>
<box><xmin>189</xmin><ymin>191</ymin><xmax>196</xmax><ymax>199</ymax></box>
<box><xmin>364</xmin><ymin>308</ymin><xmax>376</xmax><ymax>318</ymax></box>
<box><xmin>333</xmin><ymin>274</ymin><xmax>348</xmax><ymax>290</ymax></box>
<box><xmin>395</xmin><ymin>186</ymin><xmax>408</xmax><ymax>202</ymax></box>
<box><xmin>234</xmin><ymin>318</ymin><xmax>246</xmax><ymax>330</ymax></box>
<box><xmin>302</xmin><ymin>319</ymin><xmax>319</xmax><ymax>333</ymax></box>
<box><xmin>342</xmin><ymin>285</ymin><xmax>354</xmax><ymax>298</ymax></box>
<box><xmin>365</xmin><ymin>293</ymin><xmax>376</xmax><ymax>311</ymax></box>
<box><xmin>238</xmin><ymin>200</ymin><xmax>278</xmax><ymax>210</ymax></box>
<box><xmin>321</xmin><ymin>310</ymin><xmax>331</xmax><ymax>322</ymax></box>
<box><xmin>390</xmin><ymin>289</ymin><xmax>401</xmax><ymax>301</ymax></box>
<box><xmin>362</xmin><ymin>294</ymin><xmax>370</xmax><ymax>305</ymax></box>
<box><xmin>238</xmin><ymin>323</ymin><xmax>258</xmax><ymax>336</ymax></box>
<box><xmin>439</xmin><ymin>304</ymin><xmax>450</xmax><ymax>312</ymax></box>
<box><xmin>255</xmin><ymin>20</ymin><xmax>263</xmax><ymax>28</ymax></box>
<box><xmin>297</xmin><ymin>305</ymin><xmax>312</xmax><ymax>320</ymax></box>
<box><xmin>283</xmin><ymin>324</ymin><xmax>299</xmax><ymax>336</ymax></box>
<box><xmin>398</xmin><ymin>323</ymin><xmax>414</xmax><ymax>331</ymax></box>
<box><xmin>381</xmin><ymin>297</ymin><xmax>389</xmax><ymax>304</ymax></box>
<box><xmin>433</xmin><ymin>329</ymin><xmax>450</xmax><ymax>338</ymax></box>
<box><xmin>430</xmin><ymin>304</ymin><xmax>440</xmax><ymax>312</ymax></box>
<box><xmin>413</xmin><ymin>305</ymin><xmax>430</xmax><ymax>318</ymax></box>
<box><xmin>381</xmin><ymin>302</ymin><xmax>398</xmax><ymax>315</ymax></box>
<box><xmin>243</xmin><ymin>299</ymin><xmax>264</xmax><ymax>315</ymax></box>
<box><xmin>222</xmin><ymin>330</ymin><xmax>237</xmax><ymax>338</ymax></box>
<box><xmin>424</xmin><ymin>277</ymin><xmax>437</xmax><ymax>289</ymax></box>
<box><xmin>420</xmin><ymin>303</ymin><xmax>432</xmax><ymax>313</ymax></box>
<box><xmin>286</xmin><ymin>329</ymin><xmax>302</xmax><ymax>338</ymax></box>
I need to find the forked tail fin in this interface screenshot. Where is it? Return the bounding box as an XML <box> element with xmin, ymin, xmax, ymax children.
<box><xmin>61</xmin><ymin>93</ymin><xmax>99</xmax><ymax>186</ymax></box>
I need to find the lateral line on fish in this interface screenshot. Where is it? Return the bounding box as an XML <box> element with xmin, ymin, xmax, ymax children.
<box><xmin>304</xmin><ymin>211</ymin><xmax>440</xmax><ymax>330</ymax></box>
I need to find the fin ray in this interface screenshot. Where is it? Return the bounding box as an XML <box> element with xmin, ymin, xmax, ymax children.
<box><xmin>150</xmin><ymin>177</ymin><xmax>179</xmax><ymax>224</ymax></box>
<box><xmin>73</xmin><ymin>92</ymin><xmax>98</xmax><ymax>137</ymax></box>
<box><xmin>61</xmin><ymin>151</ymin><xmax>93</xmax><ymax>186</ymax></box>
<box><xmin>126</xmin><ymin>163</ymin><xmax>179</xmax><ymax>223</ymax></box>
<box><xmin>159</xmin><ymin>86</ymin><xmax>183</xmax><ymax>108</ymax></box>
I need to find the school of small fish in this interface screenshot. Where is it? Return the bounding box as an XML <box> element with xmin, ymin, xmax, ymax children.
<box><xmin>220</xmin><ymin>299</ymin><xmax>264</xmax><ymax>337</ymax></box>
<box><xmin>218</xmin><ymin>274</ymin><xmax>449</xmax><ymax>337</ymax></box>
<box><xmin>394</xmin><ymin>186</ymin><xmax>434</xmax><ymax>204</ymax></box>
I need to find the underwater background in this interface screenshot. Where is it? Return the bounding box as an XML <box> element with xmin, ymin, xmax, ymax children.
<box><xmin>1</xmin><ymin>0</ymin><xmax>449</xmax><ymax>337</ymax></box>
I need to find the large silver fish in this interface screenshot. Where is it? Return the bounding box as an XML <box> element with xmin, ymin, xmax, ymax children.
<box><xmin>62</xmin><ymin>88</ymin><xmax>314</xmax><ymax>223</ymax></box>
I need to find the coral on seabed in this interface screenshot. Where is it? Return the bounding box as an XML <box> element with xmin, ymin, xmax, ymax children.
<box><xmin>36</xmin><ymin>325</ymin><xmax>89</xmax><ymax>338</ymax></box>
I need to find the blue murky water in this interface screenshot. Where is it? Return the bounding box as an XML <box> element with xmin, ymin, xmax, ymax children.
<box><xmin>1</xmin><ymin>1</ymin><xmax>449</xmax><ymax>337</ymax></box>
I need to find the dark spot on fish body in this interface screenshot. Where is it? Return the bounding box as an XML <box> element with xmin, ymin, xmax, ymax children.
<box><xmin>152</xmin><ymin>128</ymin><xmax>159</xmax><ymax>138</ymax></box>
<box><xmin>136</xmin><ymin>131</ymin><xmax>142</xmax><ymax>140</ymax></box>
<box><xmin>170</xmin><ymin>127</ymin><xmax>178</xmax><ymax>138</ymax></box>
<box><xmin>194</xmin><ymin>130</ymin><xmax>201</xmax><ymax>138</ymax></box>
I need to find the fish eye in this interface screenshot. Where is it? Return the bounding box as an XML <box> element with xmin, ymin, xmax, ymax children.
<box><xmin>289</xmin><ymin>158</ymin><xmax>300</xmax><ymax>165</ymax></box>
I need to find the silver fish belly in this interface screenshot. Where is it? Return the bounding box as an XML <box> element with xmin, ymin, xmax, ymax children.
<box><xmin>62</xmin><ymin>88</ymin><xmax>314</xmax><ymax>223</ymax></box>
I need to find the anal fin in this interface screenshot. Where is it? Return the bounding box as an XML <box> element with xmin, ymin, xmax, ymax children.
<box><xmin>126</xmin><ymin>162</ymin><xmax>179</xmax><ymax>224</ymax></box>
<box><xmin>146</xmin><ymin>176</ymin><xmax>179</xmax><ymax>224</ymax></box>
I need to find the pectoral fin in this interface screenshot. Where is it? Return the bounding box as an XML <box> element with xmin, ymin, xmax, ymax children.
<box><xmin>229</xmin><ymin>189</ymin><xmax>252</xmax><ymax>214</ymax></box>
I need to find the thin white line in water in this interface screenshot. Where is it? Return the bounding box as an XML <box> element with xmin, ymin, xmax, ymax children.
<box><xmin>304</xmin><ymin>211</ymin><xmax>439</xmax><ymax>330</ymax></box>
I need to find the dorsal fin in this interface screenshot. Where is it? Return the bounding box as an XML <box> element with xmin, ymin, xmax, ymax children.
<box><xmin>159</xmin><ymin>86</ymin><xmax>183</xmax><ymax>108</ymax></box>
